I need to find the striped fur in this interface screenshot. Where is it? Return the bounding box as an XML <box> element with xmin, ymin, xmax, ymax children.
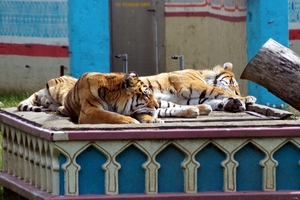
<box><xmin>156</xmin><ymin>100</ymin><xmax>207</xmax><ymax>118</ymax></box>
<box><xmin>140</xmin><ymin>62</ymin><xmax>256</xmax><ymax>113</ymax></box>
<box><xmin>58</xmin><ymin>72</ymin><xmax>164</xmax><ymax>124</ymax></box>
<box><xmin>17</xmin><ymin>62</ymin><xmax>256</xmax><ymax>123</ymax></box>
<box><xmin>17</xmin><ymin>76</ymin><xmax>77</xmax><ymax>112</ymax></box>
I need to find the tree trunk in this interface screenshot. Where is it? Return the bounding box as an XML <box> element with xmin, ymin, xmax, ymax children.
<box><xmin>240</xmin><ymin>38</ymin><xmax>300</xmax><ymax>111</ymax></box>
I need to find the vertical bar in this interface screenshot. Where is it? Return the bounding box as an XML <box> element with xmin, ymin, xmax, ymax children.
<box><xmin>179</xmin><ymin>56</ymin><xmax>184</xmax><ymax>70</ymax></box>
<box><xmin>60</xmin><ymin>65</ymin><xmax>64</xmax><ymax>76</ymax></box>
<box><xmin>123</xmin><ymin>54</ymin><xmax>128</xmax><ymax>73</ymax></box>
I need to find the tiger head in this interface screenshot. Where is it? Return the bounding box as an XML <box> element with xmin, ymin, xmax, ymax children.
<box><xmin>121</xmin><ymin>72</ymin><xmax>159</xmax><ymax>117</ymax></box>
<box><xmin>202</xmin><ymin>62</ymin><xmax>240</xmax><ymax>95</ymax></box>
<box><xmin>92</xmin><ymin>72</ymin><xmax>159</xmax><ymax>118</ymax></box>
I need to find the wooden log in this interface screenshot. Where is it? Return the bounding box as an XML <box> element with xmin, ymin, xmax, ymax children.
<box><xmin>241</xmin><ymin>38</ymin><xmax>300</xmax><ymax>111</ymax></box>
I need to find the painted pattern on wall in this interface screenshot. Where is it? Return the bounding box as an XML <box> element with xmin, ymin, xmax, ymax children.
<box><xmin>0</xmin><ymin>0</ymin><xmax>70</xmax><ymax>93</ymax></box>
<box><xmin>289</xmin><ymin>0</ymin><xmax>300</xmax><ymax>40</ymax></box>
<box><xmin>289</xmin><ymin>0</ymin><xmax>300</xmax><ymax>58</ymax></box>
<box><xmin>165</xmin><ymin>0</ymin><xmax>246</xmax><ymax>21</ymax></box>
<box><xmin>0</xmin><ymin>0</ymin><xmax>68</xmax><ymax>57</ymax></box>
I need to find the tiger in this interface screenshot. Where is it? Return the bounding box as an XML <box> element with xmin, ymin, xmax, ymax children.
<box><xmin>17</xmin><ymin>62</ymin><xmax>255</xmax><ymax>123</ymax></box>
<box><xmin>58</xmin><ymin>72</ymin><xmax>165</xmax><ymax>124</ymax></box>
<box><xmin>17</xmin><ymin>76</ymin><xmax>77</xmax><ymax>112</ymax></box>
<box><xmin>140</xmin><ymin>62</ymin><xmax>256</xmax><ymax>113</ymax></box>
<box><xmin>16</xmin><ymin>73</ymin><xmax>202</xmax><ymax>123</ymax></box>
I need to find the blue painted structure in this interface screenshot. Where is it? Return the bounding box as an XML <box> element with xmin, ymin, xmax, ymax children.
<box><xmin>246</xmin><ymin>0</ymin><xmax>288</xmax><ymax>106</ymax></box>
<box><xmin>68</xmin><ymin>0</ymin><xmax>110</xmax><ymax>78</ymax></box>
<box><xmin>1</xmin><ymin>106</ymin><xmax>300</xmax><ymax>199</ymax></box>
<box><xmin>56</xmin><ymin>139</ymin><xmax>300</xmax><ymax>194</ymax></box>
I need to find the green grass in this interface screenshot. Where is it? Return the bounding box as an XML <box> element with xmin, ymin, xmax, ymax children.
<box><xmin>0</xmin><ymin>92</ymin><xmax>30</xmax><ymax>109</ymax></box>
<box><xmin>0</xmin><ymin>92</ymin><xmax>30</xmax><ymax>200</ymax></box>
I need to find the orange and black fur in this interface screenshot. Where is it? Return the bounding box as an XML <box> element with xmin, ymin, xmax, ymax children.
<box><xmin>17</xmin><ymin>63</ymin><xmax>256</xmax><ymax>124</ymax></box>
<box><xmin>140</xmin><ymin>62</ymin><xmax>256</xmax><ymax>113</ymax></box>
<box><xmin>58</xmin><ymin>72</ymin><xmax>163</xmax><ymax>124</ymax></box>
<box><xmin>17</xmin><ymin>76</ymin><xmax>77</xmax><ymax>112</ymax></box>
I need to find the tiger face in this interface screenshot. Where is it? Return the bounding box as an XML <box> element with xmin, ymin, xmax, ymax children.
<box><xmin>60</xmin><ymin>72</ymin><xmax>163</xmax><ymax>124</ymax></box>
<box><xmin>203</xmin><ymin>62</ymin><xmax>240</xmax><ymax>95</ymax></box>
<box><xmin>110</xmin><ymin>72</ymin><xmax>159</xmax><ymax>118</ymax></box>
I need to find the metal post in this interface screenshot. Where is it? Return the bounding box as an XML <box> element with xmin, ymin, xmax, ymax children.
<box><xmin>171</xmin><ymin>55</ymin><xmax>184</xmax><ymax>70</ymax></box>
<box><xmin>115</xmin><ymin>54</ymin><xmax>128</xmax><ymax>73</ymax></box>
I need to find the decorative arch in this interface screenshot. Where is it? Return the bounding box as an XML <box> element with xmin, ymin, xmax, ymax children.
<box><xmin>273</xmin><ymin>139</ymin><xmax>300</xmax><ymax>190</ymax></box>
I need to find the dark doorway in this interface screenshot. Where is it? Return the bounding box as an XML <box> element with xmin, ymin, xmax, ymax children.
<box><xmin>110</xmin><ymin>0</ymin><xmax>165</xmax><ymax>76</ymax></box>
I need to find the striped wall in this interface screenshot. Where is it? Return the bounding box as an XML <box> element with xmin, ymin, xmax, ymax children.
<box><xmin>289</xmin><ymin>0</ymin><xmax>300</xmax><ymax>55</ymax></box>
<box><xmin>0</xmin><ymin>0</ymin><xmax>69</xmax><ymax>93</ymax></box>
<box><xmin>165</xmin><ymin>0</ymin><xmax>246</xmax><ymax>21</ymax></box>
<box><xmin>0</xmin><ymin>1</ymin><xmax>68</xmax><ymax>46</ymax></box>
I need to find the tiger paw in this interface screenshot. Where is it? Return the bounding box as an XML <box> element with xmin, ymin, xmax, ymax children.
<box><xmin>148</xmin><ymin>118</ymin><xmax>165</xmax><ymax>123</ymax></box>
<box><xmin>156</xmin><ymin>107</ymin><xmax>200</xmax><ymax>118</ymax></box>
<box><xmin>32</xmin><ymin>106</ymin><xmax>43</xmax><ymax>112</ymax></box>
<box><xmin>134</xmin><ymin>113</ymin><xmax>164</xmax><ymax>123</ymax></box>
<box><xmin>184</xmin><ymin>107</ymin><xmax>200</xmax><ymax>117</ymax></box>
<box><xmin>244</xmin><ymin>95</ymin><xmax>257</xmax><ymax>104</ymax></box>
<box><xmin>121</xmin><ymin>116</ymin><xmax>140</xmax><ymax>124</ymax></box>
<box><xmin>196</xmin><ymin>104</ymin><xmax>212</xmax><ymax>115</ymax></box>
<box><xmin>170</xmin><ymin>107</ymin><xmax>199</xmax><ymax>118</ymax></box>
<box><xmin>140</xmin><ymin>117</ymin><xmax>164</xmax><ymax>123</ymax></box>
<box><xmin>57</xmin><ymin>106</ymin><xmax>69</xmax><ymax>116</ymax></box>
<box><xmin>223</xmin><ymin>97</ymin><xmax>245</xmax><ymax>112</ymax></box>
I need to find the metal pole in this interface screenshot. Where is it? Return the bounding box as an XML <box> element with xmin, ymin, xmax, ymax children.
<box><xmin>115</xmin><ymin>54</ymin><xmax>128</xmax><ymax>73</ymax></box>
<box><xmin>179</xmin><ymin>56</ymin><xmax>184</xmax><ymax>70</ymax></box>
<box><xmin>171</xmin><ymin>55</ymin><xmax>184</xmax><ymax>70</ymax></box>
<box><xmin>122</xmin><ymin>54</ymin><xmax>128</xmax><ymax>73</ymax></box>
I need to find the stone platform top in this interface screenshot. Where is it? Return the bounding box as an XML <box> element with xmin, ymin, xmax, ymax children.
<box><xmin>0</xmin><ymin>104</ymin><xmax>299</xmax><ymax>141</ymax></box>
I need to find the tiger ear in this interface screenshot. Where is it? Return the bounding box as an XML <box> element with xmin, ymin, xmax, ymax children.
<box><xmin>223</xmin><ymin>62</ymin><xmax>233</xmax><ymax>71</ymax></box>
<box><xmin>123</xmin><ymin>72</ymin><xmax>139</xmax><ymax>89</ymax></box>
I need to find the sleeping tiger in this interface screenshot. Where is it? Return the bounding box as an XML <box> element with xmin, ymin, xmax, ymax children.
<box><xmin>17</xmin><ymin>75</ymin><xmax>77</xmax><ymax>112</ymax></box>
<box><xmin>17</xmin><ymin>62</ymin><xmax>255</xmax><ymax>123</ymax></box>
<box><xmin>58</xmin><ymin>72</ymin><xmax>165</xmax><ymax>124</ymax></box>
<box><xmin>140</xmin><ymin>62</ymin><xmax>256</xmax><ymax>113</ymax></box>
<box><xmin>17</xmin><ymin>72</ymin><xmax>202</xmax><ymax>124</ymax></box>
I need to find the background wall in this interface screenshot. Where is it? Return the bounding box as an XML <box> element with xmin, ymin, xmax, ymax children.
<box><xmin>68</xmin><ymin>0</ymin><xmax>110</xmax><ymax>78</ymax></box>
<box><xmin>0</xmin><ymin>0</ymin><xmax>294</xmax><ymax>104</ymax></box>
<box><xmin>289</xmin><ymin>0</ymin><xmax>300</xmax><ymax>55</ymax></box>
<box><xmin>164</xmin><ymin>0</ymin><xmax>248</xmax><ymax>95</ymax></box>
<box><xmin>0</xmin><ymin>0</ymin><xmax>69</xmax><ymax>93</ymax></box>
